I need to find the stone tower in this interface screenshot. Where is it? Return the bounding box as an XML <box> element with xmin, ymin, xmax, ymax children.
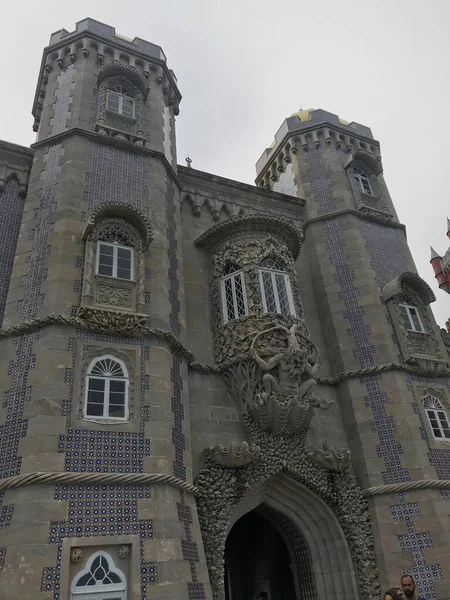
<box><xmin>1</xmin><ymin>21</ymin><xmax>450</xmax><ymax>600</ymax></box>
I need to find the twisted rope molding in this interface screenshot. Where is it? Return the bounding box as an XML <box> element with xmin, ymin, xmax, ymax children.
<box><xmin>1</xmin><ymin>315</ymin><xmax>448</xmax><ymax>383</ymax></box>
<box><xmin>363</xmin><ymin>479</ymin><xmax>450</xmax><ymax>498</ymax></box>
<box><xmin>0</xmin><ymin>471</ymin><xmax>197</xmax><ymax>494</ymax></box>
<box><xmin>0</xmin><ymin>314</ymin><xmax>194</xmax><ymax>362</ymax></box>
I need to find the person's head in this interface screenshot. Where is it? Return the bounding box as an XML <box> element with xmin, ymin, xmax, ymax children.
<box><xmin>401</xmin><ymin>575</ymin><xmax>416</xmax><ymax>597</ymax></box>
<box><xmin>384</xmin><ymin>588</ymin><xmax>404</xmax><ymax>600</ymax></box>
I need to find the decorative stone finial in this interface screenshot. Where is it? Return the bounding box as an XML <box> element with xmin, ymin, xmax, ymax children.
<box><xmin>185</xmin><ymin>155</ymin><xmax>192</xmax><ymax>168</ymax></box>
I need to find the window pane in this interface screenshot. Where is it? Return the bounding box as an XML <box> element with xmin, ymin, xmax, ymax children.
<box><xmin>224</xmin><ymin>277</ymin><xmax>235</xmax><ymax>320</ymax></box>
<box><xmin>275</xmin><ymin>273</ymin><xmax>290</xmax><ymax>315</ymax></box>
<box><xmin>109</xmin><ymin>404</ymin><xmax>125</xmax><ymax>418</ymax></box>
<box><xmin>410</xmin><ymin>309</ymin><xmax>423</xmax><ymax>332</ymax></box>
<box><xmin>110</xmin><ymin>380</ymin><xmax>125</xmax><ymax>393</ymax></box>
<box><xmin>117</xmin><ymin>257</ymin><xmax>131</xmax><ymax>270</ymax></box>
<box><xmin>234</xmin><ymin>274</ymin><xmax>246</xmax><ymax>317</ymax></box>
<box><xmin>99</xmin><ymin>244</ymin><xmax>114</xmax><ymax>255</ymax></box>
<box><xmin>117</xmin><ymin>267</ymin><xmax>131</xmax><ymax>280</ymax></box>
<box><xmin>117</xmin><ymin>247</ymin><xmax>131</xmax><ymax>259</ymax></box>
<box><xmin>121</xmin><ymin>97</ymin><xmax>134</xmax><ymax>118</ymax></box>
<box><xmin>399</xmin><ymin>305</ymin><xmax>413</xmax><ymax>330</ymax></box>
<box><xmin>107</xmin><ymin>93</ymin><xmax>120</xmax><ymax>113</ymax></box>
<box><xmin>88</xmin><ymin>378</ymin><xmax>105</xmax><ymax>392</ymax></box>
<box><xmin>262</xmin><ymin>271</ymin><xmax>277</xmax><ymax>312</ymax></box>
<box><xmin>86</xmin><ymin>402</ymin><xmax>104</xmax><ymax>417</ymax></box>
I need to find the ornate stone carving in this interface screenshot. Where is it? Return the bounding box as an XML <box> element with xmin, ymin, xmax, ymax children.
<box><xmin>117</xmin><ymin>545</ymin><xmax>130</xmax><ymax>559</ymax></box>
<box><xmin>78</xmin><ymin>307</ymin><xmax>147</xmax><ymax>337</ymax></box>
<box><xmin>245</xmin><ymin>323</ymin><xmax>331</xmax><ymax>433</ymax></box>
<box><xmin>70</xmin><ymin>548</ymin><xmax>83</xmax><ymax>563</ymax></box>
<box><xmin>307</xmin><ymin>442</ymin><xmax>351</xmax><ymax>472</ymax></box>
<box><xmin>96</xmin><ymin>285</ymin><xmax>132</xmax><ymax>308</ymax></box>
<box><xmin>196</xmin><ymin>416</ymin><xmax>379</xmax><ymax>600</ymax></box>
<box><xmin>204</xmin><ymin>441</ymin><xmax>261</xmax><ymax>468</ymax></box>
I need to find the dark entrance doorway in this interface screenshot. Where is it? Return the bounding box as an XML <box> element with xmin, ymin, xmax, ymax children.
<box><xmin>224</xmin><ymin>509</ymin><xmax>297</xmax><ymax>600</ymax></box>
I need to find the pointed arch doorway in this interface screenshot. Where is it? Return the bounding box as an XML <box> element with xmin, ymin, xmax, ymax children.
<box><xmin>224</xmin><ymin>507</ymin><xmax>312</xmax><ymax>600</ymax></box>
<box><xmin>223</xmin><ymin>473</ymin><xmax>360</xmax><ymax>600</ymax></box>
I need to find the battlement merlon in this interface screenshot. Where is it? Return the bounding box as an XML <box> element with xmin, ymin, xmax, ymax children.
<box><xmin>255</xmin><ymin>108</ymin><xmax>380</xmax><ymax>178</ymax></box>
<box><xmin>32</xmin><ymin>17</ymin><xmax>181</xmax><ymax>126</ymax></box>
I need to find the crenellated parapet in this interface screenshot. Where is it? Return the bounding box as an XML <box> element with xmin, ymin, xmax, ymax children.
<box><xmin>255</xmin><ymin>108</ymin><xmax>381</xmax><ymax>190</ymax></box>
<box><xmin>32</xmin><ymin>17</ymin><xmax>181</xmax><ymax>135</ymax></box>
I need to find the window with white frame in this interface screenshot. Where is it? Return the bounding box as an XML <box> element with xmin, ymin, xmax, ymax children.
<box><xmin>423</xmin><ymin>394</ymin><xmax>450</xmax><ymax>440</ymax></box>
<box><xmin>96</xmin><ymin>240</ymin><xmax>134</xmax><ymax>280</ymax></box>
<box><xmin>71</xmin><ymin>551</ymin><xmax>126</xmax><ymax>600</ymax></box>
<box><xmin>107</xmin><ymin>85</ymin><xmax>135</xmax><ymax>119</ymax></box>
<box><xmin>85</xmin><ymin>356</ymin><xmax>129</xmax><ymax>421</ymax></box>
<box><xmin>398</xmin><ymin>303</ymin><xmax>425</xmax><ymax>333</ymax></box>
<box><xmin>352</xmin><ymin>166</ymin><xmax>373</xmax><ymax>195</ymax></box>
<box><xmin>259</xmin><ymin>258</ymin><xmax>295</xmax><ymax>315</ymax></box>
<box><xmin>221</xmin><ymin>264</ymin><xmax>248</xmax><ymax>322</ymax></box>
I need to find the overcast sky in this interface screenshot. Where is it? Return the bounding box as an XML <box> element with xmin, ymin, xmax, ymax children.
<box><xmin>2</xmin><ymin>0</ymin><xmax>449</xmax><ymax>326</ymax></box>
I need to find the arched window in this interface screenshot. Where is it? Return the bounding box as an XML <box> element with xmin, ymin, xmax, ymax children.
<box><xmin>107</xmin><ymin>85</ymin><xmax>135</xmax><ymax>119</ymax></box>
<box><xmin>423</xmin><ymin>394</ymin><xmax>450</xmax><ymax>440</ymax></box>
<box><xmin>71</xmin><ymin>551</ymin><xmax>126</xmax><ymax>599</ymax></box>
<box><xmin>259</xmin><ymin>258</ymin><xmax>295</xmax><ymax>315</ymax></box>
<box><xmin>85</xmin><ymin>356</ymin><xmax>129</xmax><ymax>421</ymax></box>
<box><xmin>398</xmin><ymin>303</ymin><xmax>425</xmax><ymax>333</ymax></box>
<box><xmin>96</xmin><ymin>233</ymin><xmax>134</xmax><ymax>281</ymax></box>
<box><xmin>352</xmin><ymin>167</ymin><xmax>373</xmax><ymax>195</ymax></box>
<box><xmin>221</xmin><ymin>264</ymin><xmax>248</xmax><ymax>322</ymax></box>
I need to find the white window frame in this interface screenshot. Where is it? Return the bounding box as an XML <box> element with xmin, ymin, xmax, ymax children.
<box><xmin>258</xmin><ymin>266</ymin><xmax>296</xmax><ymax>316</ymax></box>
<box><xmin>352</xmin><ymin>166</ymin><xmax>373</xmax><ymax>196</ymax></box>
<box><xmin>423</xmin><ymin>394</ymin><xmax>450</xmax><ymax>440</ymax></box>
<box><xmin>71</xmin><ymin>551</ymin><xmax>126</xmax><ymax>600</ymax></box>
<box><xmin>96</xmin><ymin>241</ymin><xmax>134</xmax><ymax>281</ymax></box>
<box><xmin>220</xmin><ymin>270</ymin><xmax>248</xmax><ymax>322</ymax></box>
<box><xmin>84</xmin><ymin>356</ymin><xmax>129</xmax><ymax>422</ymax></box>
<box><xmin>107</xmin><ymin>87</ymin><xmax>135</xmax><ymax>119</ymax></box>
<box><xmin>399</xmin><ymin>303</ymin><xmax>425</xmax><ymax>333</ymax></box>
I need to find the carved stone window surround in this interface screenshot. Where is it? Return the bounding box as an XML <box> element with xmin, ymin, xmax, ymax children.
<box><xmin>71</xmin><ymin>345</ymin><xmax>141</xmax><ymax>434</ymax></box>
<box><xmin>59</xmin><ymin>535</ymin><xmax>140</xmax><ymax>600</ymax></box>
<box><xmin>82</xmin><ymin>216</ymin><xmax>146</xmax><ymax>314</ymax></box>
<box><xmin>383</xmin><ymin>272</ymin><xmax>441</xmax><ymax>362</ymax></box>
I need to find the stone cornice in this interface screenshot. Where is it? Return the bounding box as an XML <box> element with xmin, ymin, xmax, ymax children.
<box><xmin>30</xmin><ymin>127</ymin><xmax>183</xmax><ymax>191</ymax></box>
<box><xmin>178</xmin><ymin>165</ymin><xmax>305</xmax><ymax>208</ymax></box>
<box><xmin>303</xmin><ymin>208</ymin><xmax>406</xmax><ymax>233</ymax></box>
<box><xmin>194</xmin><ymin>214</ymin><xmax>304</xmax><ymax>259</ymax></box>
<box><xmin>33</xmin><ymin>27</ymin><xmax>181</xmax><ymax>119</ymax></box>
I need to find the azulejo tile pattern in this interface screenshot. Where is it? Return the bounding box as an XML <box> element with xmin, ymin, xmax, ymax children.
<box><xmin>58</xmin><ymin>331</ymin><xmax>151</xmax><ymax>473</ymax></box>
<box><xmin>177</xmin><ymin>492</ymin><xmax>206</xmax><ymax>600</ymax></box>
<box><xmin>324</xmin><ymin>219</ymin><xmax>409</xmax><ymax>483</ymax></box>
<box><xmin>0</xmin><ymin>493</ymin><xmax>14</xmax><ymax>529</ymax></box>
<box><xmin>359</xmin><ymin>220</ymin><xmax>406</xmax><ymax>289</ymax></box>
<box><xmin>0</xmin><ymin>178</ymin><xmax>24</xmax><ymax>326</ymax></box>
<box><xmin>20</xmin><ymin>145</ymin><xmax>61</xmax><ymax>321</ymax></box>
<box><xmin>0</xmin><ymin>547</ymin><xmax>5</xmax><ymax>571</ymax></box>
<box><xmin>85</xmin><ymin>142</ymin><xmax>149</xmax><ymax>216</ymax></box>
<box><xmin>41</xmin><ymin>484</ymin><xmax>157</xmax><ymax>600</ymax></box>
<box><xmin>391</xmin><ymin>494</ymin><xmax>444</xmax><ymax>599</ymax></box>
<box><xmin>0</xmin><ymin>333</ymin><xmax>35</xmax><ymax>479</ymax></box>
